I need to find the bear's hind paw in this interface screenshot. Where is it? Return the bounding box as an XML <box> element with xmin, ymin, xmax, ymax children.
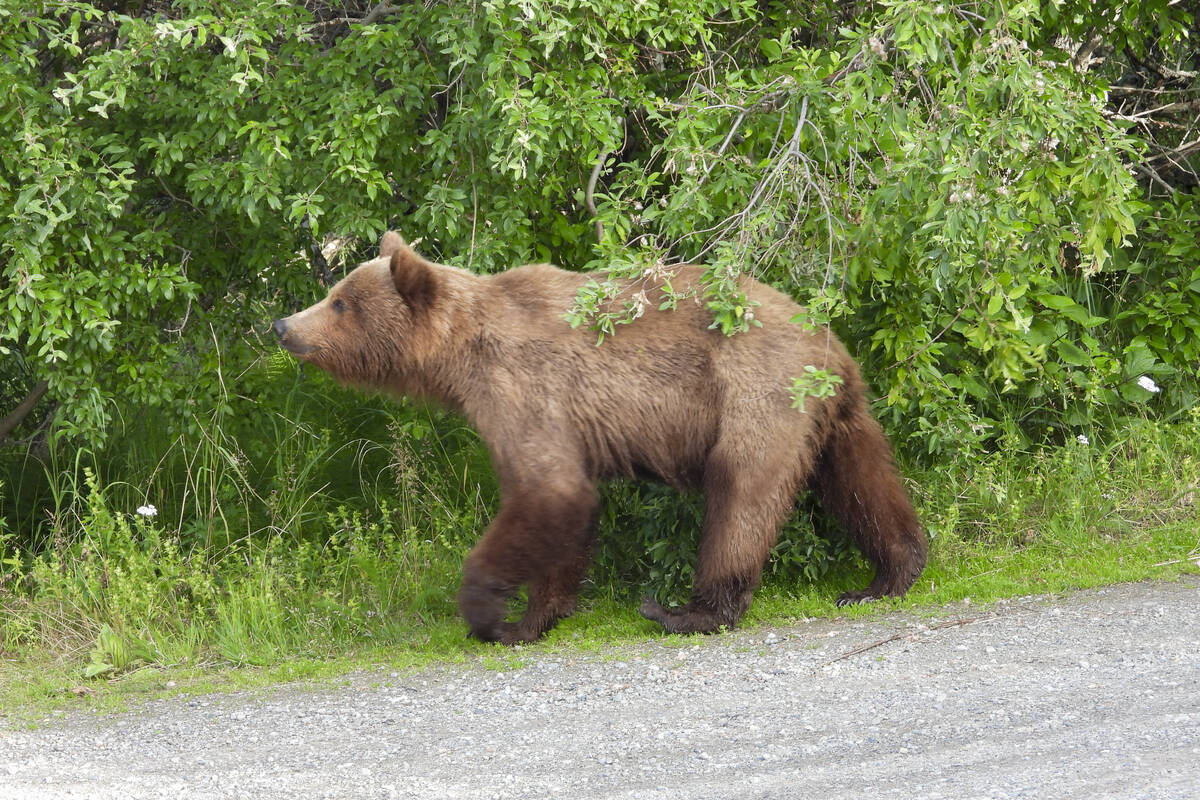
<box><xmin>639</xmin><ymin>597</ymin><xmax>728</xmax><ymax>635</ymax></box>
<box><xmin>836</xmin><ymin>589</ymin><xmax>883</xmax><ymax>607</ymax></box>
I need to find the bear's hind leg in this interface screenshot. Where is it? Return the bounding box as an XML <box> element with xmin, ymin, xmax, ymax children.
<box><xmin>640</xmin><ymin>451</ymin><xmax>797</xmax><ymax>634</ymax></box>
<box><xmin>811</xmin><ymin>408</ymin><xmax>927</xmax><ymax>606</ymax></box>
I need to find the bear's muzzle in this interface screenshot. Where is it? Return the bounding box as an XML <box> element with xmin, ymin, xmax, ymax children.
<box><xmin>272</xmin><ymin>318</ymin><xmax>319</xmax><ymax>356</ymax></box>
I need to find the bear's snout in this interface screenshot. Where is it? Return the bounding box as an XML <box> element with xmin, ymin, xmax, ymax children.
<box><xmin>273</xmin><ymin>317</ymin><xmax>319</xmax><ymax>357</ymax></box>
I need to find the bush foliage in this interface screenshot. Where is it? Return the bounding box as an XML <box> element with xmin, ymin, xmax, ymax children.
<box><xmin>3</xmin><ymin>0</ymin><xmax>1199</xmax><ymax>455</ymax></box>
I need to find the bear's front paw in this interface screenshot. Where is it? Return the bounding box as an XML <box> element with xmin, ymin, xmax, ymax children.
<box><xmin>498</xmin><ymin>622</ymin><xmax>539</xmax><ymax>646</ymax></box>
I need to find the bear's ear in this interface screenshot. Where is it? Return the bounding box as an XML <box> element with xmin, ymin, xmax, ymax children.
<box><xmin>379</xmin><ymin>231</ymin><xmax>406</xmax><ymax>259</ymax></box>
<box><xmin>390</xmin><ymin>244</ymin><xmax>439</xmax><ymax>310</ymax></box>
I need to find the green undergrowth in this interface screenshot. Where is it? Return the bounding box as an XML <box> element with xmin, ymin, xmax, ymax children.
<box><xmin>2</xmin><ymin>409</ymin><xmax>1199</xmax><ymax>719</ymax></box>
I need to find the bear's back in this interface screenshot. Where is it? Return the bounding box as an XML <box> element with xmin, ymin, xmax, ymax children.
<box><xmin>464</xmin><ymin>263</ymin><xmax>859</xmax><ymax>485</ymax></box>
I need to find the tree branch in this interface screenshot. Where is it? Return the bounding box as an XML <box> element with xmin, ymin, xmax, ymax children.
<box><xmin>361</xmin><ymin>1</ymin><xmax>404</xmax><ymax>25</ymax></box>
<box><xmin>1145</xmin><ymin>137</ymin><xmax>1200</xmax><ymax>165</ymax></box>
<box><xmin>0</xmin><ymin>380</ymin><xmax>49</xmax><ymax>440</ymax></box>
<box><xmin>300</xmin><ymin>215</ymin><xmax>333</xmax><ymax>285</ymax></box>
<box><xmin>823</xmin><ymin>33</ymin><xmax>890</xmax><ymax>87</ymax></box>
<box><xmin>585</xmin><ymin>117</ymin><xmax>627</xmax><ymax>245</ymax></box>
<box><xmin>1132</xmin><ymin>163</ymin><xmax>1177</xmax><ymax>196</ymax></box>
<box><xmin>1072</xmin><ymin>31</ymin><xmax>1105</xmax><ymax>72</ymax></box>
<box><xmin>585</xmin><ymin>147</ymin><xmax>611</xmax><ymax>245</ymax></box>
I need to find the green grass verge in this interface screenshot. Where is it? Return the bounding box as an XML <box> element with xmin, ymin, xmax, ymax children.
<box><xmin>3</xmin><ymin>416</ymin><xmax>1199</xmax><ymax>721</ymax></box>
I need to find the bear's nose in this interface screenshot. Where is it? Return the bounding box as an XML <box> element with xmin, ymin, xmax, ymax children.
<box><xmin>272</xmin><ymin>319</ymin><xmax>288</xmax><ymax>339</ymax></box>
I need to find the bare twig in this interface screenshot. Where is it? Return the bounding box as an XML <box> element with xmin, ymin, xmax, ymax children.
<box><xmin>586</xmin><ymin>117</ymin><xmax>627</xmax><ymax>245</ymax></box>
<box><xmin>823</xmin><ymin>31</ymin><xmax>890</xmax><ymax>87</ymax></box>
<box><xmin>1141</xmin><ymin>56</ymin><xmax>1198</xmax><ymax>82</ymax></box>
<box><xmin>824</xmin><ymin>50</ymin><xmax>869</xmax><ymax>86</ymax></box>
<box><xmin>821</xmin><ymin>614</ymin><xmax>1000</xmax><ymax>668</ymax></box>
<box><xmin>1151</xmin><ymin>555</ymin><xmax>1200</xmax><ymax>568</ymax></box>
<box><xmin>887</xmin><ymin>305</ymin><xmax>967</xmax><ymax>370</ymax></box>
<box><xmin>1145</xmin><ymin>137</ymin><xmax>1200</xmax><ymax>164</ymax></box>
<box><xmin>1132</xmin><ymin>163</ymin><xmax>1177</xmax><ymax>195</ymax></box>
<box><xmin>165</xmin><ymin>248</ymin><xmax>194</xmax><ymax>335</ymax></box>
<box><xmin>300</xmin><ymin>214</ymin><xmax>333</xmax><ymax>285</ymax></box>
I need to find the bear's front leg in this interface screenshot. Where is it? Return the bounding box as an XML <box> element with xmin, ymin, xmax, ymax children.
<box><xmin>637</xmin><ymin>577</ymin><xmax>755</xmax><ymax>635</ymax></box>
<box><xmin>458</xmin><ymin>478</ymin><xmax>598</xmax><ymax>645</ymax></box>
<box><xmin>639</xmin><ymin>447</ymin><xmax>796</xmax><ymax>635</ymax></box>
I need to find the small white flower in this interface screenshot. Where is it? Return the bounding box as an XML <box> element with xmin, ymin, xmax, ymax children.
<box><xmin>630</xmin><ymin>290</ymin><xmax>649</xmax><ymax>320</ymax></box>
<box><xmin>1076</xmin><ymin>434</ymin><xmax>1089</xmax><ymax>446</ymax></box>
<box><xmin>1137</xmin><ymin>375</ymin><xmax>1161</xmax><ymax>394</ymax></box>
<box><xmin>136</xmin><ymin>504</ymin><xmax>158</xmax><ymax>518</ymax></box>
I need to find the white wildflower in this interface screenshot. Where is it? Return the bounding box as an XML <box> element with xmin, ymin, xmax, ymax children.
<box><xmin>1137</xmin><ymin>375</ymin><xmax>1161</xmax><ymax>394</ymax></box>
<box><xmin>1076</xmin><ymin>434</ymin><xmax>1089</xmax><ymax>446</ymax></box>
<box><xmin>630</xmin><ymin>290</ymin><xmax>649</xmax><ymax>320</ymax></box>
<box><xmin>136</xmin><ymin>504</ymin><xmax>158</xmax><ymax>518</ymax></box>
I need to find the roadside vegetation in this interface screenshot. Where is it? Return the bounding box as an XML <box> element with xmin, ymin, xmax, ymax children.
<box><xmin>2</xmin><ymin>364</ymin><xmax>1196</xmax><ymax>712</ymax></box>
<box><xmin>2</xmin><ymin>0</ymin><xmax>1199</xmax><ymax>711</ymax></box>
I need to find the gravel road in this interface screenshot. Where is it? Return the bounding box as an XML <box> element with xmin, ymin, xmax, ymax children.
<box><xmin>2</xmin><ymin>577</ymin><xmax>1198</xmax><ymax>799</ymax></box>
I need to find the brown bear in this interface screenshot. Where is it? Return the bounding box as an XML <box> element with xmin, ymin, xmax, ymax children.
<box><xmin>273</xmin><ymin>232</ymin><xmax>926</xmax><ymax>644</ymax></box>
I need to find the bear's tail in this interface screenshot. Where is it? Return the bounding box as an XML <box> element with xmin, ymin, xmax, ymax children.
<box><xmin>810</xmin><ymin>397</ymin><xmax>927</xmax><ymax>605</ymax></box>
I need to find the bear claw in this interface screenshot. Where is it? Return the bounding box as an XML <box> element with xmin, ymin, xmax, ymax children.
<box><xmin>836</xmin><ymin>590</ymin><xmax>881</xmax><ymax>607</ymax></box>
<box><xmin>638</xmin><ymin>596</ymin><xmax>672</xmax><ymax>625</ymax></box>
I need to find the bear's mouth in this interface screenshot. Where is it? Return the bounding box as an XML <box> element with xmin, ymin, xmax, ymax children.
<box><xmin>279</xmin><ymin>339</ymin><xmax>321</xmax><ymax>357</ymax></box>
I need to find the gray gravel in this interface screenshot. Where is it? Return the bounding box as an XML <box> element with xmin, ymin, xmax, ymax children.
<box><xmin>2</xmin><ymin>577</ymin><xmax>1198</xmax><ymax>799</ymax></box>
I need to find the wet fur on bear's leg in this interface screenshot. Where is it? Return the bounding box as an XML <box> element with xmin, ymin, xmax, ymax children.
<box><xmin>639</xmin><ymin>449</ymin><xmax>799</xmax><ymax>634</ymax></box>
<box><xmin>459</xmin><ymin>480</ymin><xmax>598</xmax><ymax>645</ymax></box>
<box><xmin>498</xmin><ymin>542</ymin><xmax>595</xmax><ymax>644</ymax></box>
<box><xmin>638</xmin><ymin>574</ymin><xmax>756</xmax><ymax>634</ymax></box>
<box><xmin>811</xmin><ymin>406</ymin><xmax>927</xmax><ymax>606</ymax></box>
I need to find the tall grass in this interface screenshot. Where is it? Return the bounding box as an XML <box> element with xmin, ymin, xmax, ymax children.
<box><xmin>0</xmin><ymin>352</ymin><xmax>494</xmax><ymax>672</ymax></box>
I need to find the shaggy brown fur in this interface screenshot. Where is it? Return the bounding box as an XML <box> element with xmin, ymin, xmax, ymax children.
<box><xmin>273</xmin><ymin>232</ymin><xmax>927</xmax><ymax>644</ymax></box>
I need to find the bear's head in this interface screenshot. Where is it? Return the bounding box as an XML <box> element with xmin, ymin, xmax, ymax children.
<box><xmin>272</xmin><ymin>231</ymin><xmax>441</xmax><ymax>386</ymax></box>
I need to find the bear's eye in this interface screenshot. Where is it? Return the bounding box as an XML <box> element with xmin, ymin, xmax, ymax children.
<box><xmin>331</xmin><ymin>298</ymin><xmax>346</xmax><ymax>314</ymax></box>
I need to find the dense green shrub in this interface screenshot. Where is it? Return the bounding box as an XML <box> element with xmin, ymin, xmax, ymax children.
<box><xmin>3</xmin><ymin>0</ymin><xmax>1198</xmax><ymax>456</ymax></box>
